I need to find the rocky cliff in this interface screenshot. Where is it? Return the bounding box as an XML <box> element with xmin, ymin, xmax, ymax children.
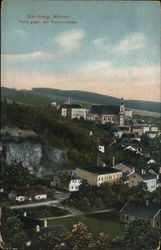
<box><xmin>1</xmin><ymin>127</ymin><xmax>67</xmax><ymax>177</ymax></box>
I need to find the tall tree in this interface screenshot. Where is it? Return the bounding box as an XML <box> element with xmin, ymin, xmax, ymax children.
<box><xmin>113</xmin><ymin>219</ymin><xmax>160</xmax><ymax>250</ymax></box>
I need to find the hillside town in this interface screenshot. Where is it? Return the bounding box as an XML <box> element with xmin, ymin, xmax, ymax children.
<box><xmin>0</xmin><ymin>96</ymin><xmax>161</xmax><ymax>249</ymax></box>
<box><xmin>1</xmin><ymin>0</ymin><xmax>161</xmax><ymax>249</ymax></box>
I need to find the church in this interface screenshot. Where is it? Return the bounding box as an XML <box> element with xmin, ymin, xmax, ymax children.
<box><xmin>87</xmin><ymin>98</ymin><xmax>125</xmax><ymax>126</ymax></box>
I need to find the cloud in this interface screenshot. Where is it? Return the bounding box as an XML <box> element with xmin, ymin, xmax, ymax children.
<box><xmin>3</xmin><ymin>51</ymin><xmax>52</xmax><ymax>61</ymax></box>
<box><xmin>2</xmin><ymin>29</ymin><xmax>85</xmax><ymax>61</ymax></box>
<box><xmin>81</xmin><ymin>60</ymin><xmax>112</xmax><ymax>71</ymax></box>
<box><xmin>115</xmin><ymin>32</ymin><xmax>146</xmax><ymax>54</ymax></box>
<box><xmin>55</xmin><ymin>29</ymin><xmax>85</xmax><ymax>55</ymax></box>
<box><xmin>92</xmin><ymin>32</ymin><xmax>146</xmax><ymax>55</ymax></box>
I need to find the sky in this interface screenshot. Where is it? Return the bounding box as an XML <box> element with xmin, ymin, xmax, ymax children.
<box><xmin>1</xmin><ymin>0</ymin><xmax>160</xmax><ymax>102</ymax></box>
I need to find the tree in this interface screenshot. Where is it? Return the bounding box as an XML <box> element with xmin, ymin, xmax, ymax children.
<box><xmin>78</xmin><ymin>197</ymin><xmax>90</xmax><ymax>211</ymax></box>
<box><xmin>95</xmin><ymin>232</ymin><xmax>110</xmax><ymax>250</ymax></box>
<box><xmin>5</xmin><ymin>162</ymin><xmax>33</xmax><ymax>188</ymax></box>
<box><xmin>65</xmin><ymin>222</ymin><xmax>95</xmax><ymax>250</ymax></box>
<box><xmin>59</xmin><ymin>171</ymin><xmax>70</xmax><ymax>190</ymax></box>
<box><xmin>1</xmin><ymin>207</ymin><xmax>27</xmax><ymax>249</ymax></box>
<box><xmin>29</xmin><ymin>234</ymin><xmax>63</xmax><ymax>250</ymax></box>
<box><xmin>113</xmin><ymin>220</ymin><xmax>160</xmax><ymax>250</ymax></box>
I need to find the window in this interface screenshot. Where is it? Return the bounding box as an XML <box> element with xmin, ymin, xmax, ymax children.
<box><xmin>122</xmin><ymin>215</ymin><xmax>124</xmax><ymax>219</ymax></box>
<box><xmin>126</xmin><ymin>216</ymin><xmax>129</xmax><ymax>220</ymax></box>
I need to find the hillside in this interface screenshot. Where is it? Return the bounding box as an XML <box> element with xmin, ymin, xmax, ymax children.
<box><xmin>1</xmin><ymin>101</ymin><xmax>115</xmax><ymax>174</ymax></box>
<box><xmin>1</xmin><ymin>87</ymin><xmax>161</xmax><ymax>114</ymax></box>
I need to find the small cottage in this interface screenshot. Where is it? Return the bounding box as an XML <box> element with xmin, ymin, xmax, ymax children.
<box><xmin>9</xmin><ymin>186</ymin><xmax>47</xmax><ymax>202</ymax></box>
<box><xmin>120</xmin><ymin>201</ymin><xmax>160</xmax><ymax>228</ymax></box>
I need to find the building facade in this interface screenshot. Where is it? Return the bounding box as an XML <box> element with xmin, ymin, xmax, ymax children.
<box><xmin>120</xmin><ymin>201</ymin><xmax>160</xmax><ymax>228</ymax></box>
<box><xmin>9</xmin><ymin>186</ymin><xmax>47</xmax><ymax>202</ymax></box>
<box><xmin>128</xmin><ymin>171</ymin><xmax>157</xmax><ymax>192</ymax></box>
<box><xmin>60</xmin><ymin>104</ymin><xmax>87</xmax><ymax>120</ymax></box>
<box><xmin>76</xmin><ymin>166</ymin><xmax>122</xmax><ymax>186</ymax></box>
<box><xmin>69</xmin><ymin>179</ymin><xmax>82</xmax><ymax>192</ymax></box>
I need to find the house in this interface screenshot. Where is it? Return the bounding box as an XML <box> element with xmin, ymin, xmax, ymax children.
<box><xmin>76</xmin><ymin>165</ymin><xmax>122</xmax><ymax>186</ymax></box>
<box><xmin>112</xmin><ymin>163</ymin><xmax>135</xmax><ymax>183</ymax></box>
<box><xmin>146</xmin><ymin>131</ymin><xmax>158</xmax><ymax>139</ymax></box>
<box><xmin>128</xmin><ymin>170</ymin><xmax>157</xmax><ymax>192</ymax></box>
<box><xmin>120</xmin><ymin>201</ymin><xmax>160</xmax><ymax>228</ymax></box>
<box><xmin>125</xmin><ymin>108</ymin><xmax>132</xmax><ymax>118</ymax></box>
<box><xmin>51</xmin><ymin>170</ymin><xmax>82</xmax><ymax>192</ymax></box>
<box><xmin>8</xmin><ymin>186</ymin><xmax>47</xmax><ymax>202</ymax></box>
<box><xmin>150</xmin><ymin>125</ymin><xmax>159</xmax><ymax>132</ymax></box>
<box><xmin>141</xmin><ymin>125</ymin><xmax>150</xmax><ymax>134</ymax></box>
<box><xmin>69</xmin><ymin>178</ymin><xmax>82</xmax><ymax>192</ymax></box>
<box><xmin>113</xmin><ymin>126</ymin><xmax>130</xmax><ymax>138</ymax></box>
<box><xmin>60</xmin><ymin>104</ymin><xmax>87</xmax><ymax>119</ymax></box>
<box><xmin>50</xmin><ymin>101</ymin><xmax>57</xmax><ymax>107</ymax></box>
<box><xmin>87</xmin><ymin>99</ymin><xmax>125</xmax><ymax>126</ymax></box>
<box><xmin>130</xmin><ymin>126</ymin><xmax>143</xmax><ymax>136</ymax></box>
<box><xmin>147</xmin><ymin>159</ymin><xmax>156</xmax><ymax>165</ymax></box>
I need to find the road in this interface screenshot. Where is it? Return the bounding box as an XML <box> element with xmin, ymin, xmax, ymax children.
<box><xmin>10</xmin><ymin>191</ymin><xmax>114</xmax><ymax>221</ymax></box>
<box><xmin>10</xmin><ymin>191</ymin><xmax>70</xmax><ymax>210</ymax></box>
<box><xmin>39</xmin><ymin>208</ymin><xmax>115</xmax><ymax>220</ymax></box>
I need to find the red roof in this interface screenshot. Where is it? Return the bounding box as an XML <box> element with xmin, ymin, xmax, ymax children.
<box><xmin>13</xmin><ymin>186</ymin><xmax>46</xmax><ymax>196</ymax></box>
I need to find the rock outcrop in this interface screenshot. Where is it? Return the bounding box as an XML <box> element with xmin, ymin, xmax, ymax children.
<box><xmin>1</xmin><ymin>127</ymin><xmax>67</xmax><ymax>177</ymax></box>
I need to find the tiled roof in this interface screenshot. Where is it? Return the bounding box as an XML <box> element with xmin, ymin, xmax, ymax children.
<box><xmin>120</xmin><ymin>201</ymin><xmax>160</xmax><ymax>219</ymax></box>
<box><xmin>89</xmin><ymin>105</ymin><xmax>120</xmax><ymax>115</ymax></box>
<box><xmin>13</xmin><ymin>186</ymin><xmax>46</xmax><ymax>196</ymax></box>
<box><xmin>60</xmin><ymin>104</ymin><xmax>83</xmax><ymax>109</ymax></box>
<box><xmin>139</xmin><ymin>171</ymin><xmax>157</xmax><ymax>180</ymax></box>
<box><xmin>112</xmin><ymin>163</ymin><xmax>132</xmax><ymax>173</ymax></box>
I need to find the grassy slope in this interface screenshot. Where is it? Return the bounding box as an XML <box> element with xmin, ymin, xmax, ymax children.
<box><xmin>48</xmin><ymin>211</ymin><xmax>124</xmax><ymax>238</ymax></box>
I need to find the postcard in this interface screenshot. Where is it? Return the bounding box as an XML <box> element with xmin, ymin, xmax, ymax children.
<box><xmin>1</xmin><ymin>1</ymin><xmax>160</xmax><ymax>249</ymax></box>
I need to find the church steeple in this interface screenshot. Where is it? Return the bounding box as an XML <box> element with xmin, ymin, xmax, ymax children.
<box><xmin>119</xmin><ymin>97</ymin><xmax>125</xmax><ymax>126</ymax></box>
<box><xmin>120</xmin><ymin>97</ymin><xmax>125</xmax><ymax>110</ymax></box>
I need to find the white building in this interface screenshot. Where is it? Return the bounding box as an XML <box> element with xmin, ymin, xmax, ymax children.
<box><xmin>125</xmin><ymin>109</ymin><xmax>132</xmax><ymax>118</ymax></box>
<box><xmin>69</xmin><ymin>179</ymin><xmax>82</xmax><ymax>192</ymax></box>
<box><xmin>128</xmin><ymin>170</ymin><xmax>157</xmax><ymax>192</ymax></box>
<box><xmin>98</xmin><ymin>145</ymin><xmax>105</xmax><ymax>153</ymax></box>
<box><xmin>50</xmin><ymin>101</ymin><xmax>57</xmax><ymax>107</ymax></box>
<box><xmin>142</xmin><ymin>125</ymin><xmax>150</xmax><ymax>134</ymax></box>
<box><xmin>147</xmin><ymin>131</ymin><xmax>158</xmax><ymax>139</ymax></box>
<box><xmin>143</xmin><ymin>177</ymin><xmax>157</xmax><ymax>193</ymax></box>
<box><xmin>60</xmin><ymin>104</ymin><xmax>87</xmax><ymax>120</ymax></box>
<box><xmin>8</xmin><ymin>186</ymin><xmax>47</xmax><ymax>202</ymax></box>
<box><xmin>150</xmin><ymin>126</ymin><xmax>159</xmax><ymax>132</ymax></box>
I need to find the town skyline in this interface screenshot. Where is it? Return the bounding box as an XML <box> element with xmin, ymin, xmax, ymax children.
<box><xmin>1</xmin><ymin>0</ymin><xmax>160</xmax><ymax>102</ymax></box>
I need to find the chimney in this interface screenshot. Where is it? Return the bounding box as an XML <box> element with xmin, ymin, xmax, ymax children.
<box><xmin>44</xmin><ymin>219</ymin><xmax>47</xmax><ymax>228</ymax></box>
<box><xmin>36</xmin><ymin>225</ymin><xmax>40</xmax><ymax>232</ymax></box>
<box><xmin>24</xmin><ymin>211</ymin><xmax>27</xmax><ymax>217</ymax></box>
<box><xmin>112</xmin><ymin>156</ymin><xmax>115</xmax><ymax>166</ymax></box>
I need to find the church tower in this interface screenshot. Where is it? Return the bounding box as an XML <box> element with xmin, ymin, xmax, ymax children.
<box><xmin>119</xmin><ymin>97</ymin><xmax>125</xmax><ymax>126</ymax></box>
